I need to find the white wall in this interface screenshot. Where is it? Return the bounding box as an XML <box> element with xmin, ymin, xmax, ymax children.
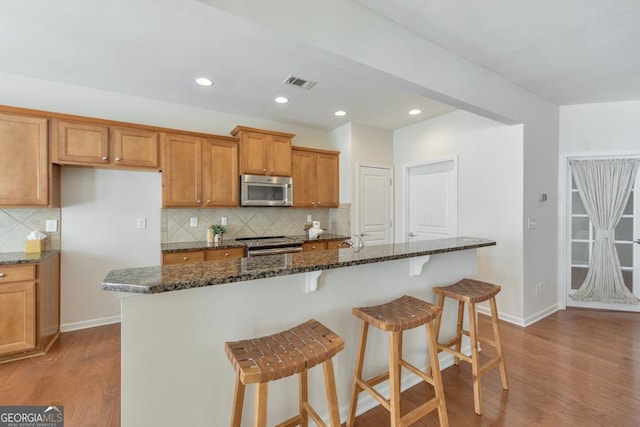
<box><xmin>204</xmin><ymin>0</ymin><xmax>560</xmax><ymax>324</ymax></box>
<box><xmin>61</xmin><ymin>168</ymin><xmax>162</xmax><ymax>330</ymax></box>
<box><xmin>0</xmin><ymin>72</ymin><xmax>334</xmax><ymax>328</ymax></box>
<box><xmin>394</xmin><ymin>110</ymin><xmax>525</xmax><ymax>321</ymax></box>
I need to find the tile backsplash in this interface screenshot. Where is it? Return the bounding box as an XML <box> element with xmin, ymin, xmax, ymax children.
<box><xmin>0</xmin><ymin>208</ymin><xmax>61</xmax><ymax>253</ymax></box>
<box><xmin>162</xmin><ymin>204</ymin><xmax>351</xmax><ymax>243</ymax></box>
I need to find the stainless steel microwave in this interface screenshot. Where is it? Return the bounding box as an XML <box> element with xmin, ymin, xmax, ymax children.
<box><xmin>240</xmin><ymin>174</ymin><xmax>293</xmax><ymax>207</ymax></box>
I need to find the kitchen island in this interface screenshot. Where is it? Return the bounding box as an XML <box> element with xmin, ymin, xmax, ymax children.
<box><xmin>103</xmin><ymin>237</ymin><xmax>495</xmax><ymax>426</ymax></box>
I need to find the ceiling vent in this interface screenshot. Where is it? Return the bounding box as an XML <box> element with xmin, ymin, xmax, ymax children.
<box><xmin>283</xmin><ymin>75</ymin><xmax>317</xmax><ymax>90</ymax></box>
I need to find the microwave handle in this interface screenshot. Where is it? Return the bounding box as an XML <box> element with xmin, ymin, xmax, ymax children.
<box><xmin>285</xmin><ymin>183</ymin><xmax>291</xmax><ymax>203</ymax></box>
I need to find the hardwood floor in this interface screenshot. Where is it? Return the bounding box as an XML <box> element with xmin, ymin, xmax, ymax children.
<box><xmin>0</xmin><ymin>323</ymin><xmax>120</xmax><ymax>427</ymax></box>
<box><xmin>1</xmin><ymin>309</ymin><xmax>639</xmax><ymax>426</ymax></box>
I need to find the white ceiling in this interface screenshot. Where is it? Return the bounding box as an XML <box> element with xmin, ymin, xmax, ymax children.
<box><xmin>1</xmin><ymin>0</ymin><xmax>639</xmax><ymax>131</ymax></box>
<box><xmin>355</xmin><ymin>0</ymin><xmax>640</xmax><ymax>105</ymax></box>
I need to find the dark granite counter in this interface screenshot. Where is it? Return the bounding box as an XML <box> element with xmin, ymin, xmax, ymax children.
<box><xmin>0</xmin><ymin>250</ymin><xmax>61</xmax><ymax>265</ymax></box>
<box><xmin>103</xmin><ymin>237</ymin><xmax>495</xmax><ymax>294</ymax></box>
<box><xmin>161</xmin><ymin>240</ymin><xmax>244</xmax><ymax>253</ymax></box>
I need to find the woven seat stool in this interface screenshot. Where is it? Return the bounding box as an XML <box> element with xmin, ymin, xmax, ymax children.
<box><xmin>346</xmin><ymin>295</ymin><xmax>449</xmax><ymax>427</ymax></box>
<box><xmin>432</xmin><ymin>278</ymin><xmax>508</xmax><ymax>415</ymax></box>
<box><xmin>225</xmin><ymin>319</ymin><xmax>344</xmax><ymax>427</ymax></box>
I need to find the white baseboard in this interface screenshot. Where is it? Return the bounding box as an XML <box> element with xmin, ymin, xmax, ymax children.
<box><xmin>60</xmin><ymin>315</ymin><xmax>121</xmax><ymax>332</ymax></box>
<box><xmin>476</xmin><ymin>303</ymin><xmax>558</xmax><ymax>327</ymax></box>
<box><xmin>522</xmin><ymin>304</ymin><xmax>559</xmax><ymax>326</ymax></box>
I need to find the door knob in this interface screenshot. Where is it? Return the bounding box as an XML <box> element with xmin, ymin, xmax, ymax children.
<box><xmin>359</xmin><ymin>232</ymin><xmax>368</xmax><ymax>237</ymax></box>
<box><xmin>409</xmin><ymin>232</ymin><xmax>416</xmax><ymax>237</ymax></box>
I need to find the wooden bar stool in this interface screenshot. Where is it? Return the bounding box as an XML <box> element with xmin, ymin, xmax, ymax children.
<box><xmin>347</xmin><ymin>295</ymin><xmax>449</xmax><ymax>427</ymax></box>
<box><xmin>432</xmin><ymin>278</ymin><xmax>509</xmax><ymax>415</ymax></box>
<box><xmin>224</xmin><ymin>319</ymin><xmax>344</xmax><ymax>427</ymax></box>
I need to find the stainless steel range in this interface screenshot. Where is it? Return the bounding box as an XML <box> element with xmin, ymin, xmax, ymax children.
<box><xmin>236</xmin><ymin>236</ymin><xmax>303</xmax><ymax>257</ymax></box>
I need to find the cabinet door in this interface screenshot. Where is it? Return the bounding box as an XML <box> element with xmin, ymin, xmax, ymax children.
<box><xmin>162</xmin><ymin>251</ymin><xmax>205</xmax><ymax>265</ymax></box>
<box><xmin>162</xmin><ymin>134</ymin><xmax>202</xmax><ymax>207</ymax></box>
<box><xmin>0</xmin><ymin>281</ymin><xmax>36</xmax><ymax>355</ymax></box>
<box><xmin>0</xmin><ymin>113</ymin><xmax>49</xmax><ymax>206</ymax></box>
<box><xmin>202</xmin><ymin>138</ymin><xmax>239</xmax><ymax>207</ymax></box>
<box><xmin>111</xmin><ymin>127</ymin><xmax>160</xmax><ymax>169</ymax></box>
<box><xmin>205</xmin><ymin>247</ymin><xmax>244</xmax><ymax>261</ymax></box>
<box><xmin>292</xmin><ymin>150</ymin><xmax>317</xmax><ymax>207</ymax></box>
<box><xmin>53</xmin><ymin>120</ymin><xmax>109</xmax><ymax>164</ymax></box>
<box><xmin>268</xmin><ymin>135</ymin><xmax>292</xmax><ymax>176</ymax></box>
<box><xmin>316</xmin><ymin>152</ymin><xmax>339</xmax><ymax>208</ymax></box>
<box><xmin>239</xmin><ymin>132</ymin><xmax>268</xmax><ymax>175</ymax></box>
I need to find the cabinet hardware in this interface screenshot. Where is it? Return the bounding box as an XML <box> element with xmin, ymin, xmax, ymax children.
<box><xmin>0</xmin><ymin>273</ymin><xmax>5</xmax><ymax>277</ymax></box>
<box><xmin>196</xmin><ymin>200</ymin><xmax>201</xmax><ymax>204</ymax></box>
<box><xmin>101</xmin><ymin>156</ymin><xmax>108</xmax><ymax>160</ymax></box>
<box><xmin>183</xmin><ymin>257</ymin><xmax>188</xmax><ymax>261</ymax></box>
<box><xmin>116</xmin><ymin>157</ymin><xmax>121</xmax><ymax>161</ymax></box>
<box><xmin>224</xmin><ymin>253</ymin><xmax>229</xmax><ymax>257</ymax></box>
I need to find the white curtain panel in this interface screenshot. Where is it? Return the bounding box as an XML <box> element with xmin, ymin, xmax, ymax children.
<box><xmin>569</xmin><ymin>158</ymin><xmax>640</xmax><ymax>304</ymax></box>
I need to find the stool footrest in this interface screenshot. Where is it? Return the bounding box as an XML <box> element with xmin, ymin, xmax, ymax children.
<box><xmin>400</xmin><ymin>359</ymin><xmax>435</xmax><ymax>387</ymax></box>
<box><xmin>275</xmin><ymin>415</ymin><xmax>301</xmax><ymax>427</ymax></box>
<box><xmin>438</xmin><ymin>344</ymin><xmax>472</xmax><ymax>364</ymax></box>
<box><xmin>401</xmin><ymin>397</ymin><xmax>442</xmax><ymax>426</ymax></box>
<box><xmin>479</xmin><ymin>357</ymin><xmax>503</xmax><ymax>379</ymax></box>
<box><xmin>356</xmin><ymin>377</ymin><xmax>391</xmax><ymax>410</ymax></box>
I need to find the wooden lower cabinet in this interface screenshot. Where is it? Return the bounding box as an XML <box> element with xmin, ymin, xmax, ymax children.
<box><xmin>0</xmin><ymin>254</ymin><xmax>60</xmax><ymax>363</ymax></box>
<box><xmin>303</xmin><ymin>239</ymin><xmax>350</xmax><ymax>252</ymax></box>
<box><xmin>327</xmin><ymin>239</ymin><xmax>350</xmax><ymax>250</ymax></box>
<box><xmin>163</xmin><ymin>247</ymin><xmax>245</xmax><ymax>265</ymax></box>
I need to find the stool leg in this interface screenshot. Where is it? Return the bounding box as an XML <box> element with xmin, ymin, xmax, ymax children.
<box><xmin>299</xmin><ymin>370</ymin><xmax>309</xmax><ymax>427</ymax></box>
<box><xmin>454</xmin><ymin>300</ymin><xmax>465</xmax><ymax>366</ymax></box>
<box><xmin>230</xmin><ymin>376</ymin><xmax>245</xmax><ymax>427</ymax></box>
<box><xmin>254</xmin><ymin>382</ymin><xmax>268</xmax><ymax>427</ymax></box>
<box><xmin>490</xmin><ymin>297</ymin><xmax>509</xmax><ymax>391</ymax></box>
<box><xmin>347</xmin><ymin>321</ymin><xmax>369</xmax><ymax>426</ymax></box>
<box><xmin>426</xmin><ymin>321</ymin><xmax>450</xmax><ymax>427</ymax></box>
<box><xmin>389</xmin><ymin>331</ymin><xmax>402</xmax><ymax>427</ymax></box>
<box><xmin>467</xmin><ymin>302</ymin><xmax>483</xmax><ymax>415</ymax></box>
<box><xmin>322</xmin><ymin>359</ymin><xmax>341</xmax><ymax>427</ymax></box>
<box><xmin>428</xmin><ymin>294</ymin><xmax>446</xmax><ymax>377</ymax></box>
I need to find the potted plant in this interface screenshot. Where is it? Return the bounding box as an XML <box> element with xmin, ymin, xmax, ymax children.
<box><xmin>208</xmin><ymin>224</ymin><xmax>226</xmax><ymax>244</ymax></box>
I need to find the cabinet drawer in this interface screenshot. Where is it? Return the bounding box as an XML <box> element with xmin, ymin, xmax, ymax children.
<box><xmin>302</xmin><ymin>241</ymin><xmax>328</xmax><ymax>252</ymax></box>
<box><xmin>0</xmin><ymin>264</ymin><xmax>36</xmax><ymax>284</ymax></box>
<box><xmin>327</xmin><ymin>240</ymin><xmax>350</xmax><ymax>250</ymax></box>
<box><xmin>162</xmin><ymin>250</ymin><xmax>205</xmax><ymax>265</ymax></box>
<box><xmin>205</xmin><ymin>247</ymin><xmax>245</xmax><ymax>261</ymax></box>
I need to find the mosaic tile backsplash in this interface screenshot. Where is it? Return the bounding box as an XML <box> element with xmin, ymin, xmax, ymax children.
<box><xmin>0</xmin><ymin>208</ymin><xmax>61</xmax><ymax>252</ymax></box>
<box><xmin>162</xmin><ymin>204</ymin><xmax>351</xmax><ymax>243</ymax></box>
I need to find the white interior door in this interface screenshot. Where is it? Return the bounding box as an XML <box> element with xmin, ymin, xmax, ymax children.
<box><xmin>357</xmin><ymin>163</ymin><xmax>393</xmax><ymax>246</ymax></box>
<box><xmin>406</xmin><ymin>158</ymin><xmax>458</xmax><ymax>242</ymax></box>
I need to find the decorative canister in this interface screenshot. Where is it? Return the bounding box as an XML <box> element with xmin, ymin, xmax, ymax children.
<box><xmin>206</xmin><ymin>228</ymin><xmax>214</xmax><ymax>244</ymax></box>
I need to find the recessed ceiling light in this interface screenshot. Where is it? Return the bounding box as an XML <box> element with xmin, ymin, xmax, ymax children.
<box><xmin>274</xmin><ymin>96</ymin><xmax>289</xmax><ymax>104</ymax></box>
<box><xmin>195</xmin><ymin>77</ymin><xmax>213</xmax><ymax>87</ymax></box>
<box><xmin>409</xmin><ymin>109</ymin><xmax>422</xmax><ymax>115</ymax></box>
<box><xmin>334</xmin><ymin>110</ymin><xmax>346</xmax><ymax>117</ymax></box>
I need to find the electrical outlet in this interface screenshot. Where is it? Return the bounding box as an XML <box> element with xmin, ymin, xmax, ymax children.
<box><xmin>136</xmin><ymin>218</ymin><xmax>147</xmax><ymax>229</ymax></box>
<box><xmin>45</xmin><ymin>220</ymin><xmax>58</xmax><ymax>232</ymax></box>
<box><xmin>307</xmin><ymin>214</ymin><xmax>312</xmax><ymax>222</ymax></box>
<box><xmin>527</xmin><ymin>218</ymin><xmax>538</xmax><ymax>230</ymax></box>
<box><xmin>221</xmin><ymin>216</ymin><xmax>227</xmax><ymax>226</ymax></box>
<box><xmin>190</xmin><ymin>217</ymin><xmax>198</xmax><ymax>227</ymax></box>
<box><xmin>535</xmin><ymin>283</ymin><xmax>543</xmax><ymax>295</ymax></box>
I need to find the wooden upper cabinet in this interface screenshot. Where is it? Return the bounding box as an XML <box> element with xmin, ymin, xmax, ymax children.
<box><xmin>292</xmin><ymin>147</ymin><xmax>339</xmax><ymax>208</ymax></box>
<box><xmin>111</xmin><ymin>127</ymin><xmax>159</xmax><ymax>168</ymax></box>
<box><xmin>52</xmin><ymin>119</ymin><xmax>109</xmax><ymax>164</ymax></box>
<box><xmin>202</xmin><ymin>138</ymin><xmax>239</xmax><ymax>207</ymax></box>
<box><xmin>162</xmin><ymin>133</ymin><xmax>239</xmax><ymax>208</ymax></box>
<box><xmin>0</xmin><ymin>112</ymin><xmax>49</xmax><ymax>207</ymax></box>
<box><xmin>162</xmin><ymin>134</ymin><xmax>202</xmax><ymax>208</ymax></box>
<box><xmin>51</xmin><ymin>119</ymin><xmax>160</xmax><ymax>170</ymax></box>
<box><xmin>231</xmin><ymin>126</ymin><xmax>294</xmax><ymax>177</ymax></box>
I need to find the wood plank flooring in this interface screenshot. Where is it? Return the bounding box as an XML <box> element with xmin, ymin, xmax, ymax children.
<box><xmin>1</xmin><ymin>309</ymin><xmax>639</xmax><ymax>426</ymax></box>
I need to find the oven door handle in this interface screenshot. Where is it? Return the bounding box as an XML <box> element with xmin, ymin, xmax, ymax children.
<box><xmin>248</xmin><ymin>246</ymin><xmax>303</xmax><ymax>256</ymax></box>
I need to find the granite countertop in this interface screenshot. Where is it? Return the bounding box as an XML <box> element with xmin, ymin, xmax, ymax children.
<box><xmin>103</xmin><ymin>237</ymin><xmax>495</xmax><ymax>294</ymax></box>
<box><xmin>0</xmin><ymin>250</ymin><xmax>61</xmax><ymax>265</ymax></box>
<box><xmin>161</xmin><ymin>240</ymin><xmax>245</xmax><ymax>253</ymax></box>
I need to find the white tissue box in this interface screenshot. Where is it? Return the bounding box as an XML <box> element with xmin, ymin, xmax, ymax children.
<box><xmin>25</xmin><ymin>240</ymin><xmax>45</xmax><ymax>253</ymax></box>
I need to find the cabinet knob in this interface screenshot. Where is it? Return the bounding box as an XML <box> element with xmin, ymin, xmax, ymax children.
<box><xmin>311</xmin><ymin>245</ymin><xmax>316</xmax><ymax>249</ymax></box>
<box><xmin>317</xmin><ymin>201</ymin><xmax>322</xmax><ymax>205</ymax></box>
<box><xmin>224</xmin><ymin>253</ymin><xmax>229</xmax><ymax>257</ymax></box>
<box><xmin>262</xmin><ymin>168</ymin><xmax>267</xmax><ymax>172</ymax></box>
<box><xmin>196</xmin><ymin>200</ymin><xmax>201</xmax><ymax>204</ymax></box>
<box><xmin>183</xmin><ymin>256</ymin><xmax>188</xmax><ymax>261</ymax></box>
<box><xmin>270</xmin><ymin>169</ymin><xmax>274</xmax><ymax>173</ymax></box>
<box><xmin>312</xmin><ymin>202</ymin><xmax>316</xmax><ymax>205</ymax></box>
<box><xmin>206</xmin><ymin>200</ymin><xmax>211</xmax><ymax>204</ymax></box>
<box><xmin>0</xmin><ymin>273</ymin><xmax>5</xmax><ymax>277</ymax></box>
<box><xmin>102</xmin><ymin>156</ymin><xmax>108</xmax><ymax>160</ymax></box>
<box><xmin>115</xmin><ymin>157</ymin><xmax>122</xmax><ymax>161</ymax></box>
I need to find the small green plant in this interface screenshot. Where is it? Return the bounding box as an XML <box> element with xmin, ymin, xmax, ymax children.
<box><xmin>210</xmin><ymin>224</ymin><xmax>226</xmax><ymax>235</ymax></box>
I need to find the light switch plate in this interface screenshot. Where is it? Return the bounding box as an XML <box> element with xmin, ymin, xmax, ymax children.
<box><xmin>221</xmin><ymin>216</ymin><xmax>227</xmax><ymax>226</ymax></box>
<box><xmin>45</xmin><ymin>220</ymin><xmax>58</xmax><ymax>232</ymax></box>
<box><xmin>190</xmin><ymin>217</ymin><xmax>198</xmax><ymax>227</ymax></box>
<box><xmin>136</xmin><ymin>218</ymin><xmax>147</xmax><ymax>229</ymax></box>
